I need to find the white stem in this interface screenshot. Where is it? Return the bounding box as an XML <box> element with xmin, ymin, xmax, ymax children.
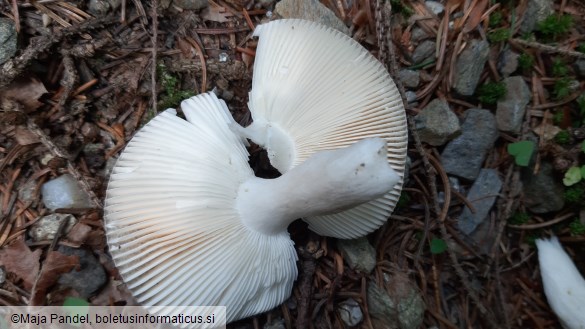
<box><xmin>237</xmin><ymin>138</ymin><xmax>399</xmax><ymax>235</ymax></box>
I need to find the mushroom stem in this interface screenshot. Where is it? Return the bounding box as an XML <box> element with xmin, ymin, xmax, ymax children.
<box><xmin>237</xmin><ymin>138</ymin><xmax>399</xmax><ymax>235</ymax></box>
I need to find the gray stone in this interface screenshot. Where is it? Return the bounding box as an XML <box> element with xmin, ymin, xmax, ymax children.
<box><xmin>414</xmin><ymin>99</ymin><xmax>461</xmax><ymax>146</ymax></box>
<box><xmin>397</xmin><ymin>69</ymin><xmax>420</xmax><ymax>88</ymax></box>
<box><xmin>574</xmin><ymin>60</ymin><xmax>585</xmax><ymax>78</ymax></box>
<box><xmin>498</xmin><ymin>49</ymin><xmax>519</xmax><ymax>77</ymax></box>
<box><xmin>522</xmin><ymin>162</ymin><xmax>565</xmax><ymax>213</ymax></box>
<box><xmin>412</xmin><ymin>40</ymin><xmax>435</xmax><ymax>64</ymax></box>
<box><xmin>172</xmin><ymin>0</ymin><xmax>207</xmax><ymax>10</ymax></box>
<box><xmin>458</xmin><ymin>169</ymin><xmax>502</xmax><ymax>235</ymax></box>
<box><xmin>42</xmin><ymin>174</ymin><xmax>93</xmax><ymax>210</ymax></box>
<box><xmin>57</xmin><ymin>246</ymin><xmax>107</xmax><ymax>298</ymax></box>
<box><xmin>0</xmin><ymin>18</ymin><xmax>17</xmax><ymax>65</ymax></box>
<box><xmin>496</xmin><ymin>76</ymin><xmax>531</xmax><ymax>134</ymax></box>
<box><xmin>29</xmin><ymin>214</ymin><xmax>77</xmax><ymax>242</ymax></box>
<box><xmin>88</xmin><ymin>0</ymin><xmax>121</xmax><ymax>15</ymax></box>
<box><xmin>441</xmin><ymin>109</ymin><xmax>499</xmax><ymax>181</ymax></box>
<box><xmin>453</xmin><ymin>39</ymin><xmax>490</xmax><ymax>96</ymax></box>
<box><xmin>425</xmin><ymin>1</ymin><xmax>444</xmax><ymax>15</ymax></box>
<box><xmin>519</xmin><ymin>0</ymin><xmax>554</xmax><ymax>33</ymax></box>
<box><xmin>18</xmin><ymin>180</ymin><xmax>38</xmax><ymax>204</ymax></box>
<box><xmin>337</xmin><ymin>237</ymin><xmax>376</xmax><ymax>273</ymax></box>
<box><xmin>338</xmin><ymin>299</ymin><xmax>363</xmax><ymax>327</ymax></box>
<box><xmin>275</xmin><ymin>0</ymin><xmax>349</xmax><ymax>35</ymax></box>
<box><xmin>263</xmin><ymin>318</ymin><xmax>285</xmax><ymax>329</ymax></box>
<box><xmin>410</xmin><ymin>27</ymin><xmax>428</xmax><ymax>42</ymax></box>
<box><xmin>405</xmin><ymin>91</ymin><xmax>417</xmax><ymax>104</ymax></box>
<box><xmin>0</xmin><ymin>266</ymin><xmax>5</xmax><ymax>284</ymax></box>
<box><xmin>367</xmin><ymin>276</ymin><xmax>425</xmax><ymax>329</ymax></box>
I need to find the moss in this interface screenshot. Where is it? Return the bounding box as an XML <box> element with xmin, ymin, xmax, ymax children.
<box><xmin>477</xmin><ymin>82</ymin><xmax>507</xmax><ymax>105</ymax></box>
<box><xmin>569</xmin><ymin>219</ymin><xmax>585</xmax><ymax>236</ymax></box>
<box><xmin>488</xmin><ymin>28</ymin><xmax>511</xmax><ymax>43</ymax></box>
<box><xmin>509</xmin><ymin>212</ymin><xmax>530</xmax><ymax>225</ymax></box>
<box><xmin>553</xmin><ymin>77</ymin><xmax>572</xmax><ymax>100</ymax></box>
<box><xmin>552</xmin><ymin>58</ymin><xmax>569</xmax><ymax>77</ymax></box>
<box><xmin>157</xmin><ymin>63</ymin><xmax>196</xmax><ymax>110</ymax></box>
<box><xmin>518</xmin><ymin>53</ymin><xmax>534</xmax><ymax>72</ymax></box>
<box><xmin>564</xmin><ymin>184</ymin><xmax>585</xmax><ymax>204</ymax></box>
<box><xmin>552</xmin><ymin>111</ymin><xmax>564</xmax><ymax>125</ymax></box>
<box><xmin>537</xmin><ymin>14</ymin><xmax>573</xmax><ymax>40</ymax></box>
<box><xmin>489</xmin><ymin>11</ymin><xmax>503</xmax><ymax>27</ymax></box>
<box><xmin>390</xmin><ymin>0</ymin><xmax>413</xmax><ymax>17</ymax></box>
<box><xmin>554</xmin><ymin>130</ymin><xmax>571</xmax><ymax>145</ymax></box>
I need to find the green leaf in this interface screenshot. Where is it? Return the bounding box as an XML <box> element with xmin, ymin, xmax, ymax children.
<box><xmin>581</xmin><ymin>140</ymin><xmax>585</xmax><ymax>153</ymax></box>
<box><xmin>63</xmin><ymin>297</ymin><xmax>89</xmax><ymax>307</ymax></box>
<box><xmin>507</xmin><ymin>141</ymin><xmax>535</xmax><ymax>167</ymax></box>
<box><xmin>563</xmin><ymin>167</ymin><xmax>582</xmax><ymax>186</ymax></box>
<box><xmin>430</xmin><ymin>238</ymin><xmax>447</xmax><ymax>254</ymax></box>
<box><xmin>63</xmin><ymin>297</ymin><xmax>90</xmax><ymax>324</ymax></box>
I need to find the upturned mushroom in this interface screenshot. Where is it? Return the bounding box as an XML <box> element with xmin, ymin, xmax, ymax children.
<box><xmin>105</xmin><ymin>93</ymin><xmax>399</xmax><ymax>323</ymax></box>
<box><xmin>536</xmin><ymin>237</ymin><xmax>585</xmax><ymax>329</ymax></box>
<box><xmin>232</xmin><ymin>19</ymin><xmax>407</xmax><ymax>238</ymax></box>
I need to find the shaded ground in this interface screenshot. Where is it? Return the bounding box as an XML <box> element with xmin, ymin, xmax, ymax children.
<box><xmin>0</xmin><ymin>0</ymin><xmax>584</xmax><ymax>328</ymax></box>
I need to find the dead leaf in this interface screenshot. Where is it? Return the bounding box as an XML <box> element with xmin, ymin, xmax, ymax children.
<box><xmin>201</xmin><ymin>6</ymin><xmax>230</xmax><ymax>23</ymax></box>
<box><xmin>30</xmin><ymin>250</ymin><xmax>79</xmax><ymax>305</ymax></box>
<box><xmin>14</xmin><ymin>125</ymin><xmax>40</xmax><ymax>145</ymax></box>
<box><xmin>0</xmin><ymin>239</ymin><xmax>42</xmax><ymax>290</ymax></box>
<box><xmin>533</xmin><ymin>123</ymin><xmax>561</xmax><ymax>141</ymax></box>
<box><xmin>66</xmin><ymin>223</ymin><xmax>92</xmax><ymax>245</ymax></box>
<box><xmin>0</xmin><ymin>78</ymin><xmax>48</xmax><ymax>113</ymax></box>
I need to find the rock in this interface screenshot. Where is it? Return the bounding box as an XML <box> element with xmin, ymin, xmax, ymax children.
<box><xmin>519</xmin><ymin>0</ymin><xmax>554</xmax><ymax>33</ymax></box>
<box><xmin>498</xmin><ymin>49</ymin><xmax>519</xmax><ymax>77</ymax></box>
<box><xmin>397</xmin><ymin>69</ymin><xmax>420</xmax><ymax>88</ymax></box>
<box><xmin>57</xmin><ymin>246</ymin><xmax>107</xmax><ymax>298</ymax></box>
<box><xmin>414</xmin><ymin>99</ymin><xmax>461</xmax><ymax>146</ymax></box>
<box><xmin>453</xmin><ymin>39</ymin><xmax>490</xmax><ymax>96</ymax></box>
<box><xmin>522</xmin><ymin>162</ymin><xmax>564</xmax><ymax>213</ymax></box>
<box><xmin>412</xmin><ymin>40</ymin><xmax>435</xmax><ymax>64</ymax></box>
<box><xmin>0</xmin><ymin>18</ymin><xmax>17</xmax><ymax>65</ymax></box>
<box><xmin>425</xmin><ymin>1</ymin><xmax>444</xmax><ymax>15</ymax></box>
<box><xmin>367</xmin><ymin>274</ymin><xmax>425</xmax><ymax>329</ymax></box>
<box><xmin>83</xmin><ymin>143</ymin><xmax>106</xmax><ymax>169</ymax></box>
<box><xmin>29</xmin><ymin>214</ymin><xmax>77</xmax><ymax>242</ymax></box>
<box><xmin>172</xmin><ymin>0</ymin><xmax>207</xmax><ymax>10</ymax></box>
<box><xmin>338</xmin><ymin>299</ymin><xmax>363</xmax><ymax>327</ymax></box>
<box><xmin>42</xmin><ymin>174</ymin><xmax>93</xmax><ymax>210</ymax></box>
<box><xmin>337</xmin><ymin>237</ymin><xmax>376</xmax><ymax>273</ymax></box>
<box><xmin>496</xmin><ymin>76</ymin><xmax>531</xmax><ymax>134</ymax></box>
<box><xmin>18</xmin><ymin>179</ymin><xmax>38</xmax><ymax>204</ymax></box>
<box><xmin>275</xmin><ymin>0</ymin><xmax>349</xmax><ymax>35</ymax></box>
<box><xmin>574</xmin><ymin>60</ymin><xmax>585</xmax><ymax>78</ymax></box>
<box><xmin>458</xmin><ymin>169</ymin><xmax>502</xmax><ymax>235</ymax></box>
<box><xmin>405</xmin><ymin>91</ymin><xmax>417</xmax><ymax>104</ymax></box>
<box><xmin>410</xmin><ymin>27</ymin><xmax>429</xmax><ymax>42</ymax></box>
<box><xmin>263</xmin><ymin>317</ymin><xmax>285</xmax><ymax>329</ymax></box>
<box><xmin>87</xmin><ymin>0</ymin><xmax>121</xmax><ymax>15</ymax></box>
<box><xmin>441</xmin><ymin>109</ymin><xmax>499</xmax><ymax>181</ymax></box>
<box><xmin>0</xmin><ymin>266</ymin><xmax>5</xmax><ymax>284</ymax></box>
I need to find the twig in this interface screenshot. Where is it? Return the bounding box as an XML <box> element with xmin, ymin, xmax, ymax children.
<box><xmin>150</xmin><ymin>0</ymin><xmax>159</xmax><ymax>115</ymax></box>
<box><xmin>510</xmin><ymin>38</ymin><xmax>585</xmax><ymax>59</ymax></box>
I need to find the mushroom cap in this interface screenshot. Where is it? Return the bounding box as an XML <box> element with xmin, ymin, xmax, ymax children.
<box><xmin>536</xmin><ymin>237</ymin><xmax>585</xmax><ymax>329</ymax></box>
<box><xmin>104</xmin><ymin>93</ymin><xmax>297</xmax><ymax>324</ymax></box>
<box><xmin>242</xmin><ymin>19</ymin><xmax>408</xmax><ymax>238</ymax></box>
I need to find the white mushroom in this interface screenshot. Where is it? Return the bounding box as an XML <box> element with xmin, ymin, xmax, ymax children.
<box><xmin>232</xmin><ymin>19</ymin><xmax>408</xmax><ymax>239</ymax></box>
<box><xmin>105</xmin><ymin>93</ymin><xmax>400</xmax><ymax>323</ymax></box>
<box><xmin>536</xmin><ymin>237</ymin><xmax>585</xmax><ymax>329</ymax></box>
